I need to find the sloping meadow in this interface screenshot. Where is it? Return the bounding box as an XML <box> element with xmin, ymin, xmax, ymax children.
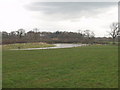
<box><xmin>2</xmin><ymin>45</ymin><xmax>118</xmax><ymax>88</ymax></box>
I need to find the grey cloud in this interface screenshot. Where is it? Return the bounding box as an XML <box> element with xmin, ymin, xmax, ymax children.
<box><xmin>25</xmin><ymin>2</ymin><xmax>117</xmax><ymax>20</ymax></box>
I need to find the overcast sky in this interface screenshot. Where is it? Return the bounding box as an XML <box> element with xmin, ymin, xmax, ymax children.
<box><xmin>0</xmin><ymin>0</ymin><xmax>118</xmax><ymax>37</ymax></box>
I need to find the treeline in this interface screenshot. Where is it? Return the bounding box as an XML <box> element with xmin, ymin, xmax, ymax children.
<box><xmin>1</xmin><ymin>28</ymin><xmax>112</xmax><ymax>44</ymax></box>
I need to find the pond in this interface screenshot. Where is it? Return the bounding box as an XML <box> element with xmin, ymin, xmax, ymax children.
<box><xmin>11</xmin><ymin>43</ymin><xmax>87</xmax><ymax>50</ymax></box>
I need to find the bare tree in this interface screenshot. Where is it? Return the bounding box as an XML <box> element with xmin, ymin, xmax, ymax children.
<box><xmin>83</xmin><ymin>30</ymin><xmax>95</xmax><ymax>44</ymax></box>
<box><xmin>84</xmin><ymin>30</ymin><xmax>95</xmax><ymax>38</ymax></box>
<box><xmin>33</xmin><ymin>28</ymin><xmax>39</xmax><ymax>33</ymax></box>
<box><xmin>10</xmin><ymin>31</ymin><xmax>17</xmax><ymax>36</ymax></box>
<box><xmin>109</xmin><ymin>23</ymin><xmax>119</xmax><ymax>44</ymax></box>
<box><xmin>2</xmin><ymin>31</ymin><xmax>8</xmax><ymax>38</ymax></box>
<box><xmin>16</xmin><ymin>29</ymin><xmax>25</xmax><ymax>38</ymax></box>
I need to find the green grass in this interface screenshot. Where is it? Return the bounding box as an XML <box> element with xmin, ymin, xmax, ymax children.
<box><xmin>2</xmin><ymin>43</ymin><xmax>55</xmax><ymax>50</ymax></box>
<box><xmin>2</xmin><ymin>45</ymin><xmax>118</xmax><ymax>88</ymax></box>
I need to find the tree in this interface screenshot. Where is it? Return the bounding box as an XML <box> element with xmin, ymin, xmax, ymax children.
<box><xmin>16</xmin><ymin>29</ymin><xmax>25</xmax><ymax>38</ymax></box>
<box><xmin>10</xmin><ymin>31</ymin><xmax>17</xmax><ymax>36</ymax></box>
<box><xmin>33</xmin><ymin>28</ymin><xmax>39</xmax><ymax>33</ymax></box>
<box><xmin>2</xmin><ymin>31</ymin><xmax>8</xmax><ymax>38</ymax></box>
<box><xmin>32</xmin><ymin>28</ymin><xmax>40</xmax><ymax>41</ymax></box>
<box><xmin>84</xmin><ymin>30</ymin><xmax>95</xmax><ymax>38</ymax></box>
<box><xmin>109</xmin><ymin>22</ymin><xmax>119</xmax><ymax>44</ymax></box>
<box><xmin>83</xmin><ymin>30</ymin><xmax>95</xmax><ymax>44</ymax></box>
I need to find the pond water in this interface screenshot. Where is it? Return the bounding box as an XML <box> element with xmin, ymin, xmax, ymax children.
<box><xmin>11</xmin><ymin>43</ymin><xmax>87</xmax><ymax>50</ymax></box>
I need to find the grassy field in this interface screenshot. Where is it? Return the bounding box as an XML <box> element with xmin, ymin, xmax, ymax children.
<box><xmin>2</xmin><ymin>45</ymin><xmax>118</xmax><ymax>88</ymax></box>
<box><xmin>2</xmin><ymin>43</ymin><xmax>55</xmax><ymax>50</ymax></box>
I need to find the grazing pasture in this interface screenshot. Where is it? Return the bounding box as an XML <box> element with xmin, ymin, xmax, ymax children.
<box><xmin>2</xmin><ymin>45</ymin><xmax>118</xmax><ymax>88</ymax></box>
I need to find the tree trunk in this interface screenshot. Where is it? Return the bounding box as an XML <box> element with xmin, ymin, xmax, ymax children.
<box><xmin>113</xmin><ymin>38</ymin><xmax>115</xmax><ymax>44</ymax></box>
